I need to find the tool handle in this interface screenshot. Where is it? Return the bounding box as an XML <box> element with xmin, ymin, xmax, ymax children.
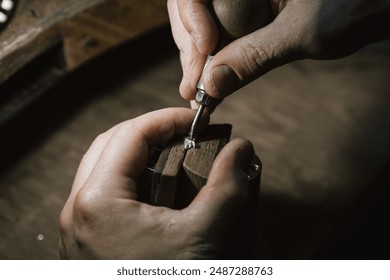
<box><xmin>211</xmin><ymin>0</ymin><xmax>271</xmax><ymax>40</ymax></box>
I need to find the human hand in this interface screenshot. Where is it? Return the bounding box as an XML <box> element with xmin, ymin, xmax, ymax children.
<box><xmin>59</xmin><ymin>107</ymin><xmax>256</xmax><ymax>259</ymax></box>
<box><xmin>168</xmin><ymin>0</ymin><xmax>390</xmax><ymax>100</ymax></box>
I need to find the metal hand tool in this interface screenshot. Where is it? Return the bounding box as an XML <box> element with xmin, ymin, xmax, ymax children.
<box><xmin>183</xmin><ymin>0</ymin><xmax>270</xmax><ymax>149</ymax></box>
<box><xmin>184</xmin><ymin>55</ymin><xmax>221</xmax><ymax>149</ymax></box>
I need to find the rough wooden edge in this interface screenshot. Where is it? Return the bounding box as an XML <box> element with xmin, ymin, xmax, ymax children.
<box><xmin>0</xmin><ymin>0</ymin><xmax>168</xmax><ymax>84</ymax></box>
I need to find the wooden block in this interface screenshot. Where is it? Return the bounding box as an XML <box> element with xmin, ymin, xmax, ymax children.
<box><xmin>149</xmin><ymin>138</ymin><xmax>186</xmax><ymax>207</ymax></box>
<box><xmin>183</xmin><ymin>124</ymin><xmax>232</xmax><ymax>187</ymax></box>
<box><xmin>136</xmin><ymin>139</ymin><xmax>185</xmax><ymax>208</ymax></box>
<box><xmin>177</xmin><ymin>124</ymin><xmax>232</xmax><ymax>208</ymax></box>
<box><xmin>138</xmin><ymin>124</ymin><xmax>261</xmax><ymax>212</ymax></box>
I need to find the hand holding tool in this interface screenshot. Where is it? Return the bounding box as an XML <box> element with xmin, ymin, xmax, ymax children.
<box><xmin>184</xmin><ymin>55</ymin><xmax>221</xmax><ymax>149</ymax></box>
<box><xmin>183</xmin><ymin>0</ymin><xmax>271</xmax><ymax>149</ymax></box>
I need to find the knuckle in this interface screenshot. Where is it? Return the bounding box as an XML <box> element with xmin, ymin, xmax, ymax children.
<box><xmin>73</xmin><ymin>189</ymin><xmax>101</xmax><ymax>226</ymax></box>
<box><xmin>58</xmin><ymin>207</ymin><xmax>71</xmax><ymax>236</ymax></box>
<box><xmin>295</xmin><ymin>22</ymin><xmax>328</xmax><ymax>58</ymax></box>
<box><xmin>94</xmin><ymin>131</ymin><xmax>110</xmax><ymax>145</ymax></box>
<box><xmin>72</xmin><ymin>191</ymin><xmax>102</xmax><ymax>253</ymax></box>
<box><xmin>58</xmin><ymin>189</ymin><xmax>105</xmax><ymax>258</ymax></box>
<box><xmin>239</xmin><ymin>38</ymin><xmax>274</xmax><ymax>78</ymax></box>
<box><xmin>225</xmin><ymin>180</ymin><xmax>247</xmax><ymax>205</ymax></box>
<box><xmin>289</xmin><ymin>17</ymin><xmax>332</xmax><ymax>59</ymax></box>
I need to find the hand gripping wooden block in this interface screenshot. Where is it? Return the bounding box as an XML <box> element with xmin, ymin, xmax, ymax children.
<box><xmin>137</xmin><ymin>124</ymin><xmax>261</xmax><ymax>209</ymax></box>
<box><xmin>136</xmin><ymin>124</ymin><xmax>262</xmax><ymax>258</ymax></box>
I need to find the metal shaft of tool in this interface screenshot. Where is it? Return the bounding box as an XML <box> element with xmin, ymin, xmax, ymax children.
<box><xmin>184</xmin><ymin>103</ymin><xmax>205</xmax><ymax>150</ymax></box>
<box><xmin>184</xmin><ymin>55</ymin><xmax>220</xmax><ymax>150</ymax></box>
<box><xmin>188</xmin><ymin>103</ymin><xmax>205</xmax><ymax>140</ymax></box>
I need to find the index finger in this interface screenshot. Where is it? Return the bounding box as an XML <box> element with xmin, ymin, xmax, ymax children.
<box><xmin>177</xmin><ymin>0</ymin><xmax>219</xmax><ymax>55</ymax></box>
<box><xmin>74</xmin><ymin>108</ymin><xmax>209</xmax><ymax>202</ymax></box>
<box><xmin>90</xmin><ymin>107</ymin><xmax>209</xmax><ymax>179</ymax></box>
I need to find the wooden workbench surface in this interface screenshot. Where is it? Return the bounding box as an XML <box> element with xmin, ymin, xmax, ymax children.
<box><xmin>0</xmin><ymin>0</ymin><xmax>168</xmax><ymax>84</ymax></box>
<box><xmin>1</xmin><ymin>27</ymin><xmax>390</xmax><ymax>259</ymax></box>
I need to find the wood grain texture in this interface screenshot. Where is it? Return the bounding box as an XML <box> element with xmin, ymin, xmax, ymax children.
<box><xmin>148</xmin><ymin>138</ymin><xmax>185</xmax><ymax>207</ymax></box>
<box><xmin>0</xmin><ymin>0</ymin><xmax>168</xmax><ymax>83</ymax></box>
<box><xmin>137</xmin><ymin>123</ymin><xmax>261</xmax><ymax>258</ymax></box>
<box><xmin>63</xmin><ymin>0</ymin><xmax>168</xmax><ymax>70</ymax></box>
<box><xmin>0</xmin><ymin>27</ymin><xmax>390</xmax><ymax>259</ymax></box>
<box><xmin>181</xmin><ymin>124</ymin><xmax>232</xmax><ymax>201</ymax></box>
<box><xmin>139</xmin><ymin>125</ymin><xmax>238</xmax><ymax>209</ymax></box>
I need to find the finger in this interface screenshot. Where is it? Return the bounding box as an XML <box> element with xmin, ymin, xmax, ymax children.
<box><xmin>84</xmin><ymin>107</ymin><xmax>209</xmax><ymax>194</ymax></box>
<box><xmin>60</xmin><ymin>108</ymin><xmax>204</xmax><ymax>238</ymax></box>
<box><xmin>179</xmin><ymin>43</ymin><xmax>207</xmax><ymax>100</ymax></box>
<box><xmin>63</xmin><ymin>124</ymin><xmax>119</xmax><ymax>214</ymax></box>
<box><xmin>190</xmin><ymin>100</ymin><xmax>217</xmax><ymax>114</ymax></box>
<box><xmin>187</xmin><ymin>138</ymin><xmax>254</xmax><ymax>228</ymax></box>
<box><xmin>71</xmin><ymin>125</ymin><xmax>118</xmax><ymax>191</ymax></box>
<box><xmin>177</xmin><ymin>0</ymin><xmax>219</xmax><ymax>55</ymax></box>
<box><xmin>59</xmin><ymin>127</ymin><xmax>115</xmax><ymax>245</ymax></box>
<box><xmin>190</xmin><ymin>100</ymin><xmax>198</xmax><ymax>109</ymax></box>
<box><xmin>199</xmin><ymin>8</ymin><xmax>305</xmax><ymax>99</ymax></box>
<box><xmin>168</xmin><ymin>0</ymin><xmax>207</xmax><ymax>100</ymax></box>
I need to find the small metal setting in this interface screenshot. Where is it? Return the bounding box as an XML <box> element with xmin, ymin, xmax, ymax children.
<box><xmin>0</xmin><ymin>0</ymin><xmax>17</xmax><ymax>31</ymax></box>
<box><xmin>183</xmin><ymin>137</ymin><xmax>196</xmax><ymax>150</ymax></box>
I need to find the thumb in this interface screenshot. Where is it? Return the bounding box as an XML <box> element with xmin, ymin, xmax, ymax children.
<box><xmin>187</xmin><ymin>138</ymin><xmax>255</xmax><ymax>229</ymax></box>
<box><xmin>201</xmin><ymin>12</ymin><xmax>305</xmax><ymax>99</ymax></box>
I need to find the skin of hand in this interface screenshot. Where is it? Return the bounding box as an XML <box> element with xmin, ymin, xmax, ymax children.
<box><xmin>59</xmin><ymin>107</ymin><xmax>256</xmax><ymax>259</ymax></box>
<box><xmin>168</xmin><ymin>0</ymin><xmax>390</xmax><ymax>101</ymax></box>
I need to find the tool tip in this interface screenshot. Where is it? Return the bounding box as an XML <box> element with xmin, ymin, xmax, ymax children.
<box><xmin>184</xmin><ymin>137</ymin><xmax>196</xmax><ymax>150</ymax></box>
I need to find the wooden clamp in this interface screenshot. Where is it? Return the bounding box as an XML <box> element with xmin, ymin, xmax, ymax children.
<box><xmin>137</xmin><ymin>124</ymin><xmax>261</xmax><ymax>209</ymax></box>
<box><xmin>137</xmin><ymin>124</ymin><xmax>262</xmax><ymax>258</ymax></box>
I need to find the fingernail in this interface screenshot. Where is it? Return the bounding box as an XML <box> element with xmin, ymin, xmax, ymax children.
<box><xmin>211</xmin><ymin>65</ymin><xmax>240</xmax><ymax>98</ymax></box>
